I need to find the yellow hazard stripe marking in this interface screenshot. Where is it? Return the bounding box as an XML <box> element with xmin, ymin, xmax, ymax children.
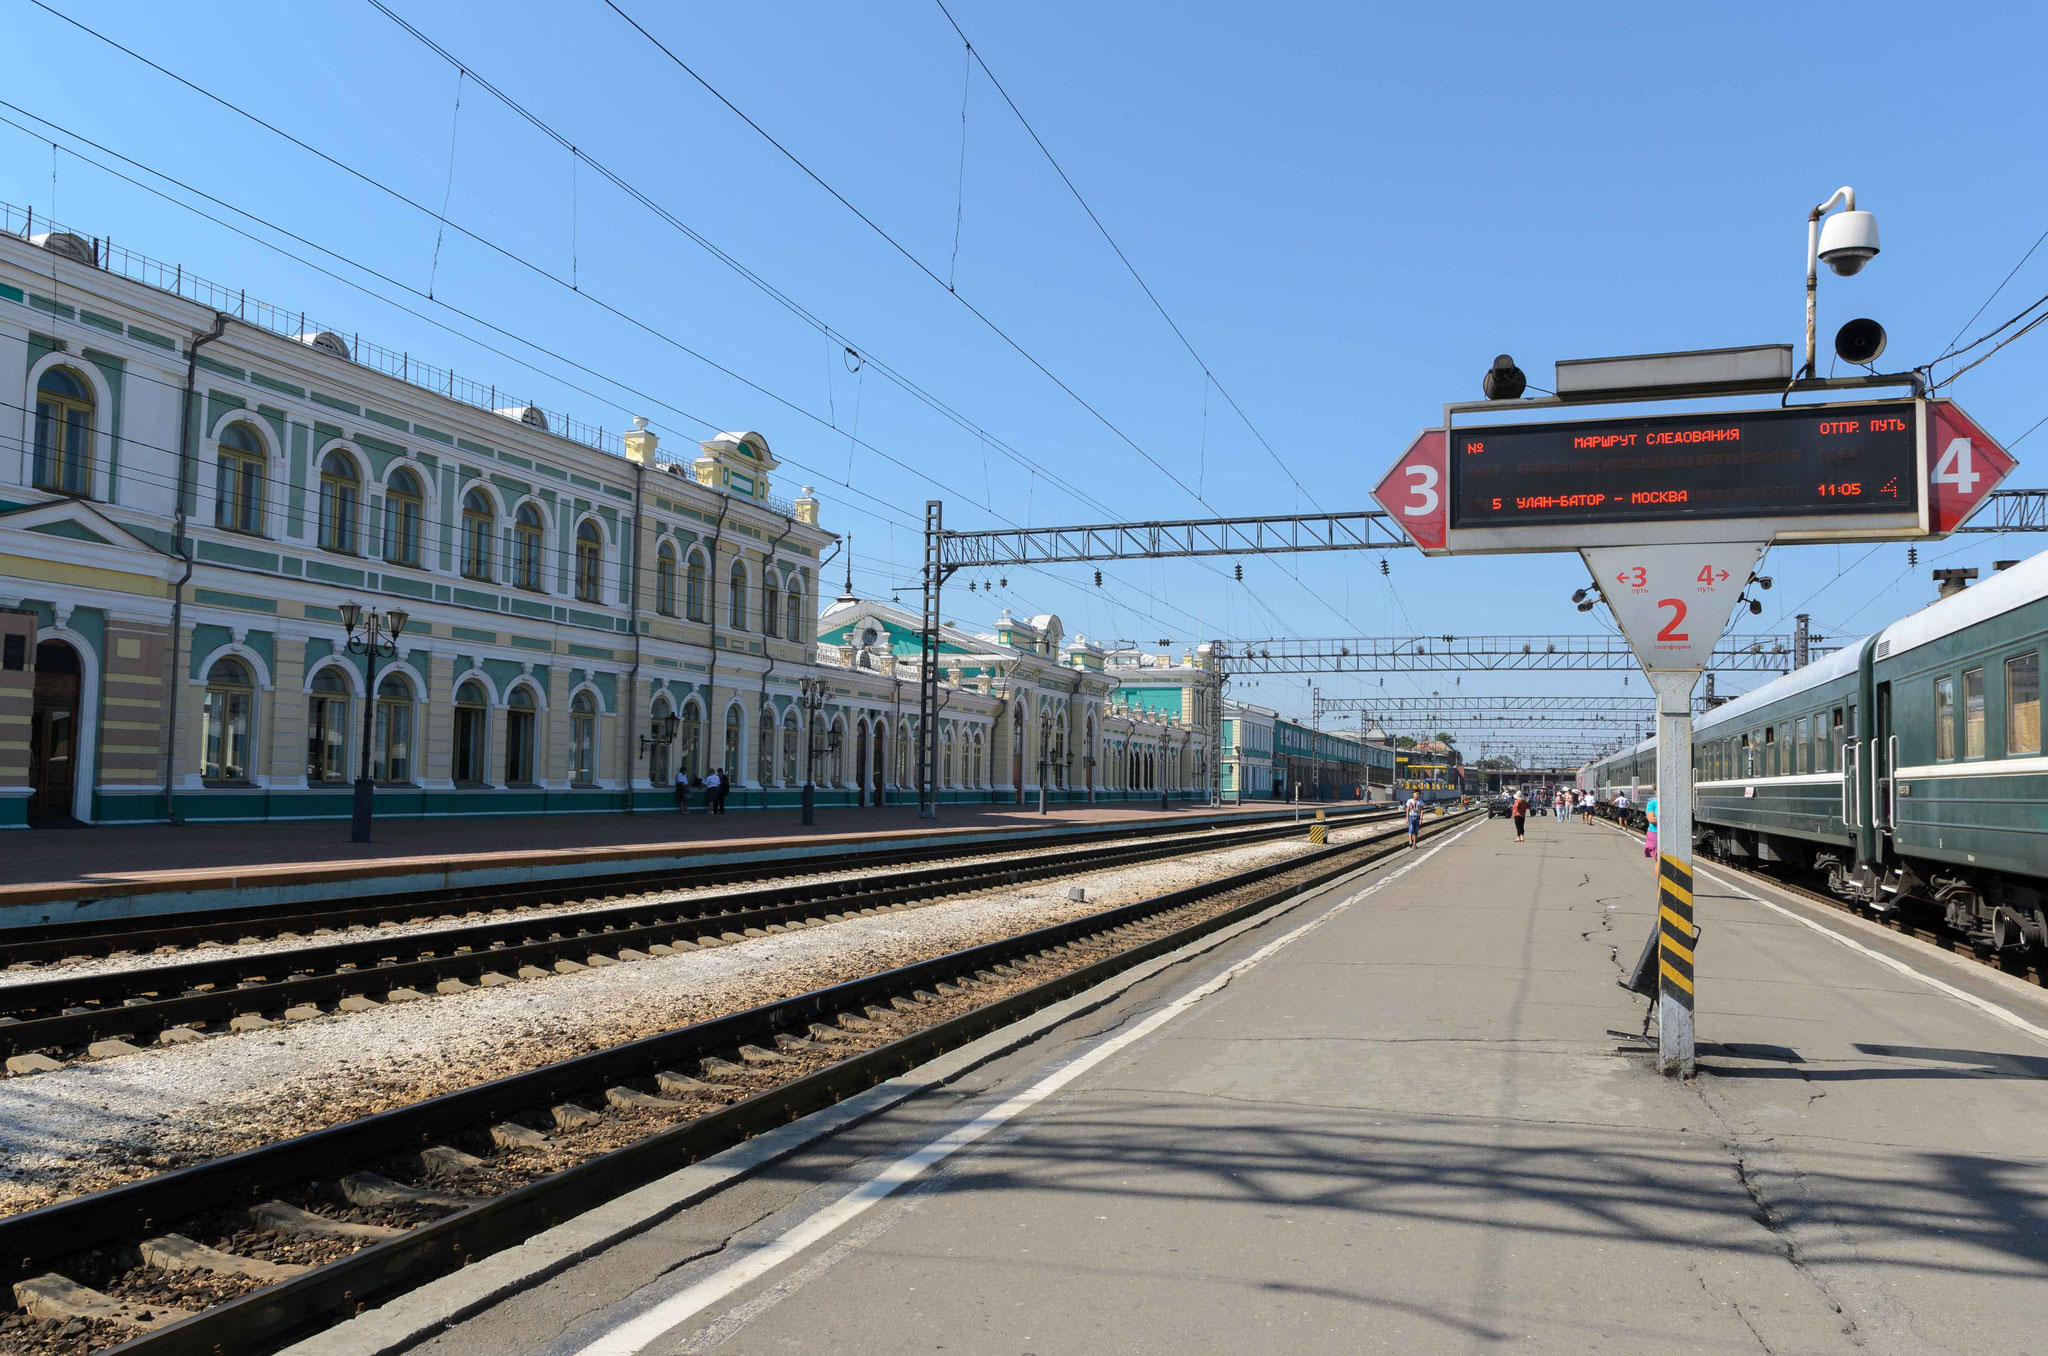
<box><xmin>1660</xmin><ymin>852</ymin><xmax>1691</xmax><ymax>876</ymax></box>
<box><xmin>1660</xmin><ymin>904</ymin><xmax>1694</xmax><ymax>936</ymax></box>
<box><xmin>1660</xmin><ymin>930</ymin><xmax>1695</xmax><ymax>965</ymax></box>
<box><xmin>1659</xmin><ymin>957</ymin><xmax>1695</xmax><ymax>994</ymax></box>
<box><xmin>1660</xmin><ymin>878</ymin><xmax>1693</xmax><ymax>908</ymax></box>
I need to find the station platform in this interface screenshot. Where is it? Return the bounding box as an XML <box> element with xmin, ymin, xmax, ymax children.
<box><xmin>359</xmin><ymin>806</ymin><xmax>2048</xmax><ymax>1356</ymax></box>
<box><xmin>0</xmin><ymin>798</ymin><xmax>1357</xmax><ymax>922</ymax></box>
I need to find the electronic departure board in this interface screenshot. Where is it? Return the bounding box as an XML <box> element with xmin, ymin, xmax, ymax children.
<box><xmin>1448</xmin><ymin>401</ymin><xmax>1922</xmax><ymax>530</ymax></box>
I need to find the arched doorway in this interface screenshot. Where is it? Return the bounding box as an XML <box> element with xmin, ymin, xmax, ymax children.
<box><xmin>28</xmin><ymin>639</ymin><xmax>82</xmax><ymax>825</ymax></box>
<box><xmin>854</xmin><ymin>720</ymin><xmax>870</xmax><ymax>807</ymax></box>
<box><xmin>870</xmin><ymin>720</ymin><xmax>888</xmax><ymax>806</ymax></box>
<box><xmin>1010</xmin><ymin>700</ymin><xmax>1025</xmax><ymax>804</ymax></box>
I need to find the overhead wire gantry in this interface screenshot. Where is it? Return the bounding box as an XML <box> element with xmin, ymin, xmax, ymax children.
<box><xmin>916</xmin><ymin>490</ymin><xmax>2046</xmax><ymax>817</ymax></box>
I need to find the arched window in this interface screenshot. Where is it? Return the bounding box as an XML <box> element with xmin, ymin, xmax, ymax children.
<box><xmin>685</xmin><ymin>550</ymin><xmax>708</xmax><ymax>623</ymax></box>
<box><xmin>570</xmin><ymin>690</ymin><xmax>598</xmax><ymax>785</ymax></box>
<box><xmin>972</xmin><ymin>731</ymin><xmax>984</xmax><ymax>787</ymax></box>
<box><xmin>32</xmin><ymin>367</ymin><xmax>94</xmax><ymax>497</ymax></box>
<box><xmin>202</xmin><ymin>656</ymin><xmax>255</xmax><ymax>783</ymax></box>
<box><xmin>574</xmin><ymin>520</ymin><xmax>604</xmax><ymax>603</ymax></box>
<box><xmin>372</xmin><ymin>671</ymin><xmax>415</xmax><ymax>783</ymax></box>
<box><xmin>678</xmin><ymin>697</ymin><xmax>704</xmax><ymax>779</ymax></box>
<box><xmin>215</xmin><ymin>422</ymin><xmax>266</xmax><ymax>535</ymax></box>
<box><xmin>757</xmin><ymin>705</ymin><xmax>776</xmax><ymax>785</ymax></box>
<box><xmin>453</xmin><ymin>679</ymin><xmax>489</xmax><ymax>785</ymax></box>
<box><xmin>306</xmin><ymin>666</ymin><xmax>351</xmax><ymax>783</ymax></box>
<box><xmin>943</xmin><ymin>727</ymin><xmax>956</xmax><ymax>787</ymax></box>
<box><xmin>649</xmin><ymin>696</ymin><xmax>674</xmax><ymax>787</ymax></box>
<box><xmin>728</xmin><ymin>560</ymin><xmax>748</xmax><ymax>630</ymax></box>
<box><xmin>461</xmin><ymin>488</ymin><xmax>495</xmax><ymax>580</ymax></box>
<box><xmin>781</xmin><ymin>709</ymin><xmax>800</xmax><ymax>783</ymax></box>
<box><xmin>895</xmin><ymin>723</ymin><xmax>911</xmax><ymax>790</ymax></box>
<box><xmin>319</xmin><ymin>450</ymin><xmax>360</xmax><ymax>554</ymax></box>
<box><xmin>679</xmin><ymin>696</ymin><xmax>704</xmax><ymax>782</ymax></box>
<box><xmin>655</xmin><ymin>543</ymin><xmax>678</xmax><ymax>616</ymax></box>
<box><xmin>762</xmin><ymin>571</ymin><xmax>781</xmax><ymax>638</ymax></box>
<box><xmin>504</xmin><ymin>685</ymin><xmax>537</xmax><ymax>785</ymax></box>
<box><xmin>828</xmin><ymin>715</ymin><xmax>847</xmax><ymax>784</ymax></box>
<box><xmin>384</xmin><ymin>468</ymin><xmax>423</xmax><ymax>567</ymax></box>
<box><xmin>722</xmin><ymin>704</ymin><xmax>743</xmax><ymax>778</ymax></box>
<box><xmin>785</xmin><ymin>581</ymin><xmax>804</xmax><ymax>645</ymax></box>
<box><xmin>513</xmin><ymin>503</ymin><xmax>545</xmax><ymax>591</ymax></box>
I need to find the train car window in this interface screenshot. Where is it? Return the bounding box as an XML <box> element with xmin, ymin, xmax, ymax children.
<box><xmin>1763</xmin><ymin>725</ymin><xmax>1776</xmax><ymax>777</ymax></box>
<box><xmin>2007</xmin><ymin>653</ymin><xmax>2039</xmax><ymax>756</ymax></box>
<box><xmin>1935</xmin><ymin>677</ymin><xmax>1956</xmax><ymax>761</ymax></box>
<box><xmin>1964</xmin><ymin>668</ymin><xmax>1986</xmax><ymax>759</ymax></box>
<box><xmin>1814</xmin><ymin>716</ymin><xmax>1828</xmax><ymax>772</ymax></box>
<box><xmin>1831</xmin><ymin>707</ymin><xmax>1844</xmax><ymax>772</ymax></box>
<box><xmin>1794</xmin><ymin>717</ymin><xmax>1810</xmax><ymax>772</ymax></box>
<box><xmin>1847</xmin><ymin>704</ymin><xmax>1857</xmax><ymax>740</ymax></box>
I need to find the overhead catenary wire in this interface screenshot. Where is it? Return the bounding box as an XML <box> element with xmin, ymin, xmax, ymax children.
<box><xmin>590</xmin><ymin>0</ymin><xmax>1220</xmax><ymax>515</ymax></box>
<box><xmin>930</xmin><ymin>0</ymin><xmax>1327</xmax><ymax>515</ymax></box>
<box><xmin>18</xmin><ymin>1</ymin><xmax>1343</xmax><ymax>640</ymax></box>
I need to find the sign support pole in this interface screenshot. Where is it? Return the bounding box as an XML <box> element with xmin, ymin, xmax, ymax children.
<box><xmin>1647</xmin><ymin>668</ymin><xmax>1699</xmax><ymax>1077</ymax></box>
<box><xmin>1582</xmin><ymin>540</ymin><xmax>1765</xmax><ymax>1079</ymax></box>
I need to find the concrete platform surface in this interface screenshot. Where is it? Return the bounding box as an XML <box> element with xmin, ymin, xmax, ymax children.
<box><xmin>401</xmin><ymin>813</ymin><xmax>2048</xmax><ymax>1356</ymax></box>
<box><xmin>0</xmin><ymin>798</ymin><xmax>1335</xmax><ymax>903</ymax></box>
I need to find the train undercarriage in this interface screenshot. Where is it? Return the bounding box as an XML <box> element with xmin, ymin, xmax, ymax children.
<box><xmin>1696</xmin><ymin>826</ymin><xmax>2048</xmax><ymax>953</ymax></box>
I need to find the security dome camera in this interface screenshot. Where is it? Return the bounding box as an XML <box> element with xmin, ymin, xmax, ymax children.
<box><xmin>1818</xmin><ymin>209</ymin><xmax>1880</xmax><ymax>276</ymax></box>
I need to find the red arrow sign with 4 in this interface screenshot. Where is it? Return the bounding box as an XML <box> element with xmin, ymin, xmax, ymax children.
<box><xmin>1927</xmin><ymin>400</ymin><xmax>2017</xmax><ymax>535</ymax></box>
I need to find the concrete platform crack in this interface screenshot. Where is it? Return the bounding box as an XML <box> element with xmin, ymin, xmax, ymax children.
<box><xmin>1692</xmin><ymin>1086</ymin><xmax>1864</xmax><ymax>1346</ymax></box>
<box><xmin>1693</xmin><ymin>1264</ymin><xmax>1776</xmax><ymax>1355</ymax></box>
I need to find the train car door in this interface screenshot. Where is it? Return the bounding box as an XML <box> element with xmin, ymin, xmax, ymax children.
<box><xmin>1871</xmin><ymin>682</ymin><xmax>1894</xmax><ymax>836</ymax></box>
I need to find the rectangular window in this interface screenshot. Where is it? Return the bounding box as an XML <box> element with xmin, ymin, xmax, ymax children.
<box><xmin>1794</xmin><ymin>717</ymin><xmax>1809</xmax><ymax>773</ymax></box>
<box><xmin>1935</xmin><ymin>677</ymin><xmax>1956</xmax><ymax>761</ymax></box>
<box><xmin>2008</xmin><ymin>653</ymin><xmax>2040</xmax><ymax>756</ymax></box>
<box><xmin>1764</xmin><ymin>725</ymin><xmax>1776</xmax><ymax>777</ymax></box>
<box><xmin>1964</xmin><ymin>667</ymin><xmax>1986</xmax><ymax>759</ymax></box>
<box><xmin>1831</xmin><ymin>708</ymin><xmax>1845</xmax><ymax>771</ymax></box>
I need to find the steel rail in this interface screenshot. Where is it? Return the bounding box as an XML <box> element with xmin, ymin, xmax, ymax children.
<box><xmin>30</xmin><ymin>813</ymin><xmax>1476</xmax><ymax>1355</ymax></box>
<box><xmin>0</xmin><ymin>811</ymin><xmax>1393</xmax><ymax>1057</ymax></box>
<box><xmin>0</xmin><ymin>805</ymin><xmax>1336</xmax><ymax>963</ymax></box>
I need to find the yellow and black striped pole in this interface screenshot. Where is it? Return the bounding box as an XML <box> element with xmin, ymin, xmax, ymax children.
<box><xmin>1648</xmin><ymin>671</ymin><xmax>1697</xmax><ymax>1077</ymax></box>
<box><xmin>1309</xmin><ymin>809</ymin><xmax>1326</xmax><ymax>845</ymax></box>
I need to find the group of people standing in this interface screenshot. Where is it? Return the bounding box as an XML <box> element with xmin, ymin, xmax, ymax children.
<box><xmin>1509</xmin><ymin>786</ymin><xmax>1601</xmax><ymax>842</ymax></box>
<box><xmin>673</xmin><ymin>768</ymin><xmax>733</xmax><ymax>814</ymax></box>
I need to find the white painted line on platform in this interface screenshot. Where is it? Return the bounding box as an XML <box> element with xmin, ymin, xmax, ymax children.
<box><xmin>569</xmin><ymin>819</ymin><xmax>1486</xmax><ymax>1356</ymax></box>
<box><xmin>1596</xmin><ymin>820</ymin><xmax>2048</xmax><ymax>1047</ymax></box>
<box><xmin>1697</xmin><ymin>865</ymin><xmax>2048</xmax><ymax>1047</ymax></box>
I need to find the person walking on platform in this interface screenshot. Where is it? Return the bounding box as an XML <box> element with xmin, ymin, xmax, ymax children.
<box><xmin>673</xmin><ymin>766</ymin><xmax>690</xmax><ymax>812</ymax></box>
<box><xmin>1511</xmin><ymin>788</ymin><xmax>1529</xmax><ymax>842</ymax></box>
<box><xmin>1404</xmin><ymin>792</ymin><xmax>1423</xmax><ymax>848</ymax></box>
<box><xmin>1644</xmin><ymin>793</ymin><xmax>1659</xmax><ymax>859</ymax></box>
<box><xmin>707</xmin><ymin>768</ymin><xmax>726</xmax><ymax>815</ymax></box>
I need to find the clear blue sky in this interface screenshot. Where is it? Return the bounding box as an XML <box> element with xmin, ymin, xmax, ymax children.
<box><xmin>6</xmin><ymin>0</ymin><xmax>2044</xmax><ymax>751</ymax></box>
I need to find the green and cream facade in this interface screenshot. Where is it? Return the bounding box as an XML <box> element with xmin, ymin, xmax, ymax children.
<box><xmin>816</xmin><ymin>605</ymin><xmax>1212</xmax><ymax>803</ymax></box>
<box><xmin>0</xmin><ymin>227</ymin><xmax>867</xmax><ymax>826</ymax></box>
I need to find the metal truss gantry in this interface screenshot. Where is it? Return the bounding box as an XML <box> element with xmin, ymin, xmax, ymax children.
<box><xmin>915</xmin><ymin>490</ymin><xmax>2045</xmax><ymax>818</ymax></box>
<box><xmin>1312</xmin><ymin>695</ymin><xmax>1657</xmax><ymax>718</ymax></box>
<box><xmin>1219</xmin><ymin>634</ymin><xmax>1821</xmax><ymax>675</ymax></box>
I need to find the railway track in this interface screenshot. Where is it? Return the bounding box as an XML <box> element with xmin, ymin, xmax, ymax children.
<box><xmin>0</xmin><ymin>811</ymin><xmax>1474</xmax><ymax>1356</ymax></box>
<box><xmin>0</xmin><ymin>810</ymin><xmax>1394</xmax><ymax>1068</ymax></box>
<box><xmin>0</xmin><ymin>806</ymin><xmax>1373</xmax><ymax>967</ymax></box>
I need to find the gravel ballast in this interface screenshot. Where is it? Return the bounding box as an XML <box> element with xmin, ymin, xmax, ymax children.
<box><xmin>0</xmin><ymin>823</ymin><xmax>1394</xmax><ymax>1216</ymax></box>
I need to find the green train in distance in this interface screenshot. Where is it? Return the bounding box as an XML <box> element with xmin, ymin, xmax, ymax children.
<box><xmin>1583</xmin><ymin>550</ymin><xmax>2048</xmax><ymax>952</ymax></box>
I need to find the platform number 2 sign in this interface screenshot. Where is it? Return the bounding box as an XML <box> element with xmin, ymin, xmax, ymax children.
<box><xmin>1655</xmin><ymin>598</ymin><xmax>1688</xmax><ymax>642</ymax></box>
<box><xmin>1933</xmin><ymin>437</ymin><xmax>1980</xmax><ymax>495</ymax></box>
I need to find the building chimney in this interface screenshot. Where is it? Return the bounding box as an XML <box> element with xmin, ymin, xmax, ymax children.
<box><xmin>1933</xmin><ymin>567</ymin><xmax>1978</xmax><ymax>599</ymax></box>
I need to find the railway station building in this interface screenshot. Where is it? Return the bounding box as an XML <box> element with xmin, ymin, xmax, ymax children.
<box><xmin>0</xmin><ymin>223</ymin><xmax>1209</xmax><ymax>828</ymax></box>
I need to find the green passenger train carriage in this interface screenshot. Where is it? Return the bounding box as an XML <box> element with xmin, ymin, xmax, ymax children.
<box><xmin>1687</xmin><ymin>550</ymin><xmax>2048</xmax><ymax>950</ymax></box>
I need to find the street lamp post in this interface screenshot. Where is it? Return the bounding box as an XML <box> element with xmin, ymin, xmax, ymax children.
<box><xmin>339</xmin><ymin>600</ymin><xmax>407</xmax><ymax>844</ymax></box>
<box><xmin>798</xmin><ymin>676</ymin><xmax>835</xmax><ymax>826</ymax></box>
<box><xmin>638</xmin><ymin>712</ymin><xmax>681</xmax><ymax>802</ymax></box>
